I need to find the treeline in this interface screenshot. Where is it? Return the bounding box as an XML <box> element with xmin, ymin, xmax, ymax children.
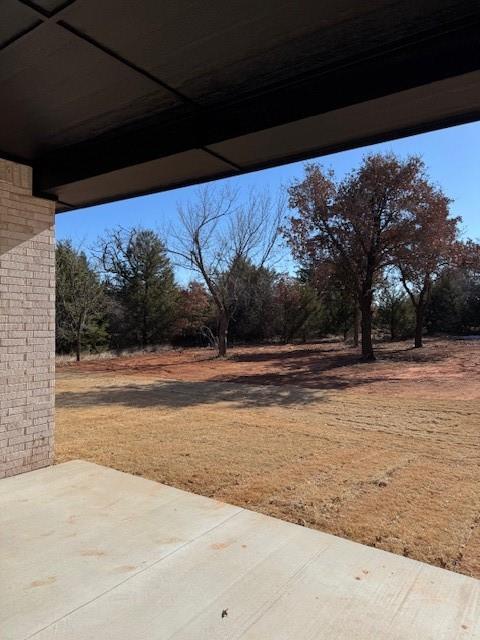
<box><xmin>56</xmin><ymin>153</ymin><xmax>480</xmax><ymax>360</ymax></box>
<box><xmin>55</xmin><ymin>232</ymin><xmax>334</xmax><ymax>358</ymax></box>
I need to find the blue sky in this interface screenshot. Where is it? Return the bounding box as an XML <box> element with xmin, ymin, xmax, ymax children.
<box><xmin>57</xmin><ymin>120</ymin><xmax>480</xmax><ymax>281</ymax></box>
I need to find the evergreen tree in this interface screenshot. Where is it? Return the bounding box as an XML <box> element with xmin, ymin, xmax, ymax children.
<box><xmin>56</xmin><ymin>240</ymin><xmax>107</xmax><ymax>360</ymax></box>
<box><xmin>99</xmin><ymin>227</ymin><xmax>179</xmax><ymax>348</ymax></box>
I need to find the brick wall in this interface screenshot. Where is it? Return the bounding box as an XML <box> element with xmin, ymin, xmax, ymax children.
<box><xmin>0</xmin><ymin>159</ymin><xmax>55</xmax><ymax>478</ymax></box>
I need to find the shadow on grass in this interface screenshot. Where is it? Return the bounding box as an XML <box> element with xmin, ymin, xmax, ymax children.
<box><xmin>213</xmin><ymin>350</ymin><xmax>401</xmax><ymax>389</ymax></box>
<box><xmin>230</xmin><ymin>342</ymin><xmax>450</xmax><ymax>367</ymax></box>
<box><xmin>56</xmin><ymin>379</ymin><xmax>334</xmax><ymax>410</ymax></box>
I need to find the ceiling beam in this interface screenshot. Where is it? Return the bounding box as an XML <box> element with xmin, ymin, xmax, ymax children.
<box><xmin>16</xmin><ymin>0</ymin><xmax>78</xmax><ymax>19</ymax></box>
<box><xmin>35</xmin><ymin>16</ymin><xmax>480</xmax><ymax>194</ymax></box>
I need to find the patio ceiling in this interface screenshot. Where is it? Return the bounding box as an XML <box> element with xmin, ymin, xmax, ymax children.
<box><xmin>1</xmin><ymin>0</ymin><xmax>480</xmax><ymax>211</ymax></box>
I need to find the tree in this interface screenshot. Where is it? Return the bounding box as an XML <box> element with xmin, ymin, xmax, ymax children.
<box><xmin>98</xmin><ymin>227</ymin><xmax>178</xmax><ymax>348</ymax></box>
<box><xmin>376</xmin><ymin>276</ymin><xmax>414</xmax><ymax>341</ymax></box>
<box><xmin>426</xmin><ymin>244</ymin><xmax>480</xmax><ymax>336</ymax></box>
<box><xmin>285</xmin><ymin>154</ymin><xmax>431</xmax><ymax>360</ymax></box>
<box><xmin>460</xmin><ymin>240</ymin><xmax>480</xmax><ymax>278</ymax></box>
<box><xmin>462</xmin><ymin>277</ymin><xmax>480</xmax><ymax>334</ymax></box>
<box><xmin>300</xmin><ymin>259</ymin><xmax>359</xmax><ymax>343</ymax></box>
<box><xmin>426</xmin><ymin>270</ymin><xmax>466</xmax><ymax>335</ymax></box>
<box><xmin>273</xmin><ymin>276</ymin><xmax>320</xmax><ymax>343</ymax></box>
<box><xmin>173</xmin><ymin>281</ymin><xmax>215</xmax><ymax>346</ymax></box>
<box><xmin>225</xmin><ymin>259</ymin><xmax>278</xmax><ymax>343</ymax></box>
<box><xmin>394</xmin><ymin>183</ymin><xmax>460</xmax><ymax>347</ymax></box>
<box><xmin>296</xmin><ymin>262</ymin><xmax>341</xmax><ymax>341</ymax></box>
<box><xmin>169</xmin><ymin>186</ymin><xmax>284</xmax><ymax>356</ymax></box>
<box><xmin>56</xmin><ymin>240</ymin><xmax>106</xmax><ymax>361</ymax></box>
<box><xmin>460</xmin><ymin>242</ymin><xmax>480</xmax><ymax>333</ymax></box>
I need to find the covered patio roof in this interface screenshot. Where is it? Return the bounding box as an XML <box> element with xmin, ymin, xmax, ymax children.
<box><xmin>1</xmin><ymin>0</ymin><xmax>480</xmax><ymax>211</ymax></box>
<box><xmin>2</xmin><ymin>460</ymin><xmax>479</xmax><ymax>639</ymax></box>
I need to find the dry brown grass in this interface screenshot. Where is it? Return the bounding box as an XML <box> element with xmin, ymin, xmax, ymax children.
<box><xmin>56</xmin><ymin>338</ymin><xmax>480</xmax><ymax>578</ymax></box>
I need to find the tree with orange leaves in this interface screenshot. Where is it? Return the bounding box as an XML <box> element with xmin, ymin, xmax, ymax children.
<box><xmin>393</xmin><ymin>183</ymin><xmax>461</xmax><ymax>348</ymax></box>
<box><xmin>285</xmin><ymin>154</ymin><xmax>430</xmax><ymax>360</ymax></box>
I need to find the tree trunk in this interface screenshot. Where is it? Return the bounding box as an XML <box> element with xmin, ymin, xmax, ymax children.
<box><xmin>353</xmin><ymin>303</ymin><xmax>360</xmax><ymax>348</ymax></box>
<box><xmin>360</xmin><ymin>285</ymin><xmax>375</xmax><ymax>361</ymax></box>
<box><xmin>76</xmin><ymin>332</ymin><xmax>81</xmax><ymax>362</ymax></box>
<box><xmin>218</xmin><ymin>313</ymin><xmax>228</xmax><ymax>357</ymax></box>
<box><xmin>414</xmin><ymin>304</ymin><xmax>424</xmax><ymax>348</ymax></box>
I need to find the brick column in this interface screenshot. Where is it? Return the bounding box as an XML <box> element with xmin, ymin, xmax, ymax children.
<box><xmin>0</xmin><ymin>159</ymin><xmax>55</xmax><ymax>478</ymax></box>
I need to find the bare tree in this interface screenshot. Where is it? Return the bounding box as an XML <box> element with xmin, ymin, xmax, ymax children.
<box><xmin>169</xmin><ymin>185</ymin><xmax>285</xmax><ymax>356</ymax></box>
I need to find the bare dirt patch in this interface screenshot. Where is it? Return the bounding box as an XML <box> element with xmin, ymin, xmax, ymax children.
<box><xmin>56</xmin><ymin>338</ymin><xmax>480</xmax><ymax>577</ymax></box>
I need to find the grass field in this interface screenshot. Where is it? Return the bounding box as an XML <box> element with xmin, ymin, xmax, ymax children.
<box><xmin>56</xmin><ymin>338</ymin><xmax>480</xmax><ymax>578</ymax></box>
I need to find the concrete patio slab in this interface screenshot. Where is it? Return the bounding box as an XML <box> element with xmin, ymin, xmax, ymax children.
<box><xmin>1</xmin><ymin>461</ymin><xmax>479</xmax><ymax>639</ymax></box>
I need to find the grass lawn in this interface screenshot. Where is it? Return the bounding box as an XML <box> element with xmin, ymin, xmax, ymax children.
<box><xmin>56</xmin><ymin>338</ymin><xmax>480</xmax><ymax>578</ymax></box>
